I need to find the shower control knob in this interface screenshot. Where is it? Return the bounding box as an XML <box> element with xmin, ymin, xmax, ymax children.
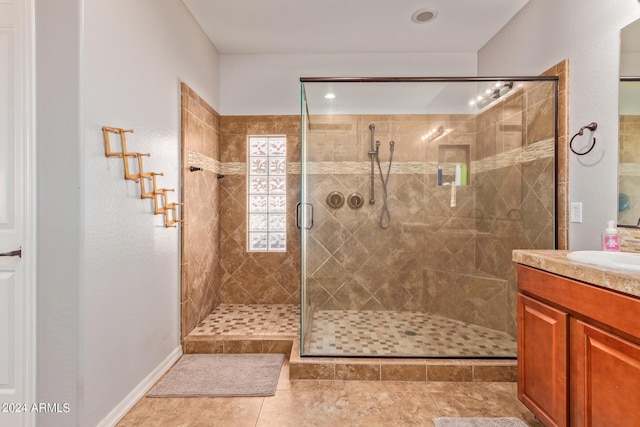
<box><xmin>348</xmin><ymin>193</ymin><xmax>364</xmax><ymax>209</ymax></box>
<box><xmin>326</xmin><ymin>191</ymin><xmax>345</xmax><ymax>209</ymax></box>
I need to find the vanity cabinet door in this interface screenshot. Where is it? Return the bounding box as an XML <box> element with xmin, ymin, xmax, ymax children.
<box><xmin>518</xmin><ymin>293</ymin><xmax>568</xmax><ymax>427</ymax></box>
<box><xmin>571</xmin><ymin>320</ymin><xmax>640</xmax><ymax>427</ymax></box>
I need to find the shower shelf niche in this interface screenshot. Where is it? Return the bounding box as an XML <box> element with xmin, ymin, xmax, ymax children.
<box><xmin>438</xmin><ymin>144</ymin><xmax>470</xmax><ymax>186</ymax></box>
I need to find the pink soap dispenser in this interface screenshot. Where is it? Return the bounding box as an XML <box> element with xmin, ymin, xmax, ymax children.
<box><xmin>601</xmin><ymin>220</ymin><xmax>620</xmax><ymax>252</ymax></box>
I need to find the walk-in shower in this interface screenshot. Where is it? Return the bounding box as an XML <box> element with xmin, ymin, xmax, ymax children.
<box><xmin>299</xmin><ymin>77</ymin><xmax>558</xmax><ymax>358</ymax></box>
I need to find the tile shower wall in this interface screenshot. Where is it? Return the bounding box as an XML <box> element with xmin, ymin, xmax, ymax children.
<box><xmin>219</xmin><ymin>116</ymin><xmax>301</xmax><ymax>304</ymax></box>
<box><xmin>180</xmin><ymin>83</ymin><xmax>222</xmax><ymax>341</ymax></box>
<box><xmin>304</xmin><ymin>114</ymin><xmax>479</xmax><ymax>314</ymax></box>
<box><xmin>180</xmin><ymin>69</ymin><xmax>566</xmax><ymax>343</ymax></box>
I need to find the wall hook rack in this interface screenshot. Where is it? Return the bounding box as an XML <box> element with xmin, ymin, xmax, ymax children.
<box><xmin>569</xmin><ymin>122</ymin><xmax>598</xmax><ymax>156</ymax></box>
<box><xmin>102</xmin><ymin>126</ymin><xmax>183</xmax><ymax>228</ymax></box>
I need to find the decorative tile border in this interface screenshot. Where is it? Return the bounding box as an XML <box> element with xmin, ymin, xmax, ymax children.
<box><xmin>188</xmin><ymin>150</ymin><xmax>222</xmax><ymax>174</ymax></box>
<box><xmin>217</xmin><ymin>139</ymin><xmax>554</xmax><ymax>176</ymax></box>
<box><xmin>221</xmin><ymin>161</ymin><xmax>246</xmax><ymax>175</ymax></box>
<box><xmin>287</xmin><ymin>163</ymin><xmax>301</xmax><ymax>174</ymax></box>
<box><xmin>522</xmin><ymin>138</ymin><xmax>555</xmax><ymax>162</ymax></box>
<box><xmin>220</xmin><ymin>162</ymin><xmax>301</xmax><ymax>175</ymax></box>
<box><xmin>473</xmin><ymin>138</ymin><xmax>554</xmax><ymax>174</ymax></box>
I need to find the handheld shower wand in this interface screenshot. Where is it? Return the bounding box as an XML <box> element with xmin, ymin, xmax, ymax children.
<box><xmin>377</xmin><ymin>140</ymin><xmax>394</xmax><ymax>229</ymax></box>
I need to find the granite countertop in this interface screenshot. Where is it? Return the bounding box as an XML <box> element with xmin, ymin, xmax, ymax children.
<box><xmin>512</xmin><ymin>249</ymin><xmax>640</xmax><ymax>299</ymax></box>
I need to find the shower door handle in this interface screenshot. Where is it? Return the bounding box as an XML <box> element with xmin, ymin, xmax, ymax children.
<box><xmin>296</xmin><ymin>203</ymin><xmax>313</xmax><ymax>229</ymax></box>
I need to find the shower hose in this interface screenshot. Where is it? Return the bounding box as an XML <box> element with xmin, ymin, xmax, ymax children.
<box><xmin>375</xmin><ymin>140</ymin><xmax>394</xmax><ymax>229</ymax></box>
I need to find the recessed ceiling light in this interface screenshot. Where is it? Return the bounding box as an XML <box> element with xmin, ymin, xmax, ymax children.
<box><xmin>411</xmin><ymin>8</ymin><xmax>438</xmax><ymax>24</ymax></box>
<box><xmin>324</xmin><ymin>93</ymin><xmax>336</xmax><ymax>99</ymax></box>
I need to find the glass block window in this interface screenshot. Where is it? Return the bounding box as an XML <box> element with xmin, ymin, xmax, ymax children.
<box><xmin>248</xmin><ymin>136</ymin><xmax>287</xmax><ymax>252</ymax></box>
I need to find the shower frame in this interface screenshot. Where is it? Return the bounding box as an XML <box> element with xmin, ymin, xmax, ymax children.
<box><xmin>299</xmin><ymin>76</ymin><xmax>560</xmax><ymax>359</ymax></box>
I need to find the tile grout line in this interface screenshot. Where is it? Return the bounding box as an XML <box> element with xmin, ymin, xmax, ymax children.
<box><xmin>254</xmin><ymin>397</ymin><xmax>266</xmax><ymax>427</ymax></box>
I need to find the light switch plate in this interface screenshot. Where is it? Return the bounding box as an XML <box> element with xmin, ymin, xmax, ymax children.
<box><xmin>570</xmin><ymin>202</ymin><xmax>583</xmax><ymax>223</ymax></box>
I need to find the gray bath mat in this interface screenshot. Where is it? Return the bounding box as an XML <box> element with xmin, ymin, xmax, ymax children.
<box><xmin>147</xmin><ymin>353</ymin><xmax>284</xmax><ymax>397</ymax></box>
<box><xmin>433</xmin><ymin>418</ymin><xmax>529</xmax><ymax>427</ymax></box>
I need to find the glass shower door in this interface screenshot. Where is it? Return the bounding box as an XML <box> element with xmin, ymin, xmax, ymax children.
<box><xmin>299</xmin><ymin>78</ymin><xmax>557</xmax><ymax>359</ymax></box>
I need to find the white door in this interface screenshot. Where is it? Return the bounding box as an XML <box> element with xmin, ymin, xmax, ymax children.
<box><xmin>0</xmin><ymin>0</ymin><xmax>34</xmax><ymax>426</ymax></box>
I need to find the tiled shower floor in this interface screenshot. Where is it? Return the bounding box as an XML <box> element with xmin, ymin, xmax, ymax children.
<box><xmin>188</xmin><ymin>304</ymin><xmax>516</xmax><ymax>358</ymax></box>
<box><xmin>188</xmin><ymin>304</ymin><xmax>300</xmax><ymax>337</ymax></box>
<box><xmin>306</xmin><ymin>310</ymin><xmax>517</xmax><ymax>357</ymax></box>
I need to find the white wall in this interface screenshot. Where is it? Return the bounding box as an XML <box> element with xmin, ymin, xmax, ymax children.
<box><xmin>478</xmin><ymin>0</ymin><xmax>640</xmax><ymax>249</ymax></box>
<box><xmin>219</xmin><ymin>52</ymin><xmax>477</xmax><ymax>115</ymax></box>
<box><xmin>36</xmin><ymin>1</ymin><xmax>219</xmax><ymax>426</ymax></box>
<box><xmin>35</xmin><ymin>0</ymin><xmax>82</xmax><ymax>425</ymax></box>
<box><xmin>82</xmin><ymin>1</ymin><xmax>218</xmax><ymax>425</ymax></box>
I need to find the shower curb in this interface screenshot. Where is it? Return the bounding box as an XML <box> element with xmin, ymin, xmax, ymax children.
<box><xmin>183</xmin><ymin>335</ymin><xmax>516</xmax><ymax>383</ymax></box>
<box><xmin>288</xmin><ymin>339</ymin><xmax>517</xmax><ymax>382</ymax></box>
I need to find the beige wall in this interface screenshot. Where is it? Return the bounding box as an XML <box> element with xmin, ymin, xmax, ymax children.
<box><xmin>303</xmin><ymin>113</ymin><xmax>478</xmax><ymax>314</ymax></box>
<box><xmin>218</xmin><ymin>116</ymin><xmax>301</xmax><ymax>304</ymax></box>
<box><xmin>181</xmin><ymin>83</ymin><xmax>222</xmax><ymax>340</ymax></box>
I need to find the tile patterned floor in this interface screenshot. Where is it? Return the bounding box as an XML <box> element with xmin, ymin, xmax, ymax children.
<box><xmin>117</xmin><ymin>361</ymin><xmax>543</xmax><ymax>427</ymax></box>
<box><xmin>306</xmin><ymin>310</ymin><xmax>517</xmax><ymax>357</ymax></box>
<box><xmin>187</xmin><ymin>304</ymin><xmax>516</xmax><ymax>358</ymax></box>
<box><xmin>118</xmin><ymin>305</ymin><xmax>537</xmax><ymax>425</ymax></box>
<box><xmin>188</xmin><ymin>304</ymin><xmax>300</xmax><ymax>337</ymax></box>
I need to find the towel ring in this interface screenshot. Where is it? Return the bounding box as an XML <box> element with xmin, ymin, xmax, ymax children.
<box><xmin>569</xmin><ymin>122</ymin><xmax>598</xmax><ymax>156</ymax></box>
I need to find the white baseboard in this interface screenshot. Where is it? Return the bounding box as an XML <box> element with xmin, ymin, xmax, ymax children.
<box><xmin>97</xmin><ymin>346</ymin><xmax>182</xmax><ymax>427</ymax></box>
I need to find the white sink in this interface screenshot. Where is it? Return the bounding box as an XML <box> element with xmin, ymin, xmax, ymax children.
<box><xmin>566</xmin><ymin>250</ymin><xmax>640</xmax><ymax>272</ymax></box>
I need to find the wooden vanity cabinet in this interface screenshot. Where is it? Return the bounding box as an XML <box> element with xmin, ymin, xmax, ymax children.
<box><xmin>517</xmin><ymin>265</ymin><xmax>640</xmax><ymax>427</ymax></box>
<box><xmin>517</xmin><ymin>293</ymin><xmax>568</xmax><ymax>427</ymax></box>
<box><xmin>571</xmin><ymin>319</ymin><xmax>640</xmax><ymax>427</ymax></box>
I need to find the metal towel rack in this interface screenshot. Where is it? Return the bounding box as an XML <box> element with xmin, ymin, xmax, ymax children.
<box><xmin>569</xmin><ymin>122</ymin><xmax>598</xmax><ymax>156</ymax></box>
